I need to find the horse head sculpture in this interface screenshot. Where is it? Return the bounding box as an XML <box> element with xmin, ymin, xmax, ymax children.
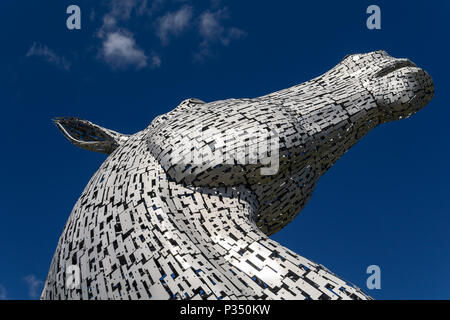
<box><xmin>42</xmin><ymin>50</ymin><xmax>433</xmax><ymax>300</ymax></box>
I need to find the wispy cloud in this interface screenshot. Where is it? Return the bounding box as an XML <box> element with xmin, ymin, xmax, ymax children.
<box><xmin>221</xmin><ymin>27</ymin><xmax>246</xmax><ymax>46</ymax></box>
<box><xmin>151</xmin><ymin>53</ymin><xmax>162</xmax><ymax>68</ymax></box>
<box><xmin>0</xmin><ymin>284</ymin><xmax>7</xmax><ymax>300</ymax></box>
<box><xmin>23</xmin><ymin>275</ymin><xmax>43</xmax><ymax>300</ymax></box>
<box><xmin>199</xmin><ymin>10</ymin><xmax>224</xmax><ymax>41</ymax></box>
<box><xmin>26</xmin><ymin>42</ymin><xmax>71</xmax><ymax>71</ymax></box>
<box><xmin>108</xmin><ymin>0</ymin><xmax>146</xmax><ymax>20</ymax></box>
<box><xmin>156</xmin><ymin>6</ymin><xmax>193</xmax><ymax>45</ymax></box>
<box><xmin>195</xmin><ymin>7</ymin><xmax>246</xmax><ymax>61</ymax></box>
<box><xmin>107</xmin><ymin>0</ymin><xmax>162</xmax><ymax>20</ymax></box>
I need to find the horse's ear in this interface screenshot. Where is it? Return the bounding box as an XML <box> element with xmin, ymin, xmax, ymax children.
<box><xmin>53</xmin><ymin>117</ymin><xmax>129</xmax><ymax>155</ymax></box>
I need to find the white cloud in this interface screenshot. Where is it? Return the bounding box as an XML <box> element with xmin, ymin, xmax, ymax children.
<box><xmin>100</xmin><ymin>31</ymin><xmax>149</xmax><ymax>69</ymax></box>
<box><xmin>0</xmin><ymin>284</ymin><xmax>7</xmax><ymax>300</ymax></box>
<box><xmin>26</xmin><ymin>42</ymin><xmax>71</xmax><ymax>71</ymax></box>
<box><xmin>96</xmin><ymin>1</ymin><xmax>161</xmax><ymax>70</ymax></box>
<box><xmin>94</xmin><ymin>1</ymin><xmax>246</xmax><ymax>68</ymax></box>
<box><xmin>156</xmin><ymin>6</ymin><xmax>193</xmax><ymax>45</ymax></box>
<box><xmin>98</xmin><ymin>0</ymin><xmax>164</xmax><ymax>35</ymax></box>
<box><xmin>23</xmin><ymin>275</ymin><xmax>43</xmax><ymax>300</ymax></box>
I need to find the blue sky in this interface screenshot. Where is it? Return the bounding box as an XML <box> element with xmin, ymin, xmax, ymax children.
<box><xmin>0</xmin><ymin>0</ymin><xmax>449</xmax><ymax>300</ymax></box>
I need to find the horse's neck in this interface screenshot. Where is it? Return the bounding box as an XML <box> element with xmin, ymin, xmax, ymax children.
<box><xmin>42</xmin><ymin>130</ymin><xmax>370</xmax><ymax>300</ymax></box>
